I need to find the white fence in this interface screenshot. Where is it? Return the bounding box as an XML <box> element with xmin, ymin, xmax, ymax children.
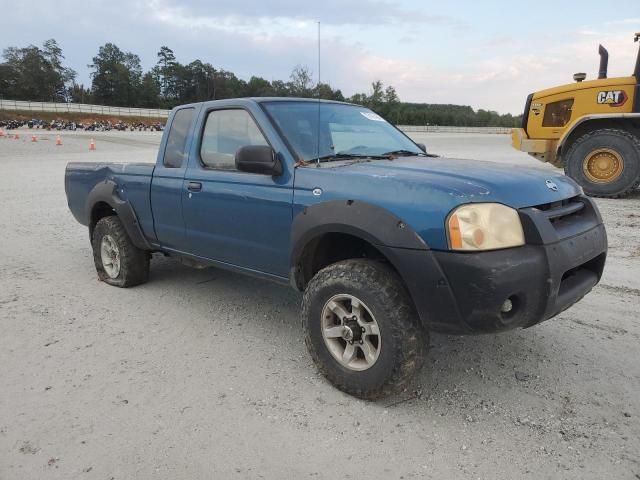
<box><xmin>398</xmin><ymin>125</ymin><xmax>511</xmax><ymax>134</ymax></box>
<box><xmin>0</xmin><ymin>99</ymin><xmax>169</xmax><ymax>118</ymax></box>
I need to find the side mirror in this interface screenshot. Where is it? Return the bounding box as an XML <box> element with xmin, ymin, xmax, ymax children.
<box><xmin>235</xmin><ymin>145</ymin><xmax>282</xmax><ymax>176</ymax></box>
<box><xmin>416</xmin><ymin>143</ymin><xmax>427</xmax><ymax>152</ymax></box>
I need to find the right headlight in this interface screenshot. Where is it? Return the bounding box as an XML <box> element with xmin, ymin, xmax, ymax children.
<box><xmin>447</xmin><ymin>203</ymin><xmax>525</xmax><ymax>251</ymax></box>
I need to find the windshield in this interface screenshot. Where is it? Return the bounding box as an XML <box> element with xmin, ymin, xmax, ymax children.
<box><xmin>262</xmin><ymin>101</ymin><xmax>424</xmax><ymax>161</ymax></box>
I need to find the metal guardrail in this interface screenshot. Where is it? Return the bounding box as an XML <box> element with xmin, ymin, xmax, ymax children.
<box><xmin>398</xmin><ymin>125</ymin><xmax>511</xmax><ymax>134</ymax></box>
<box><xmin>0</xmin><ymin>99</ymin><xmax>169</xmax><ymax>118</ymax></box>
<box><xmin>0</xmin><ymin>100</ymin><xmax>511</xmax><ymax>132</ymax></box>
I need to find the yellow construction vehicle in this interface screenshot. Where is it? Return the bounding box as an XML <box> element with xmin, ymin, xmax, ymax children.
<box><xmin>512</xmin><ymin>33</ymin><xmax>640</xmax><ymax>197</ymax></box>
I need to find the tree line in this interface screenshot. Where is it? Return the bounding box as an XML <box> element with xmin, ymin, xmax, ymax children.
<box><xmin>0</xmin><ymin>39</ymin><xmax>521</xmax><ymax>127</ymax></box>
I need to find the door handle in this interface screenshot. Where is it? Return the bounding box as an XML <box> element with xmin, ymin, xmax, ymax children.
<box><xmin>187</xmin><ymin>181</ymin><xmax>202</xmax><ymax>192</ymax></box>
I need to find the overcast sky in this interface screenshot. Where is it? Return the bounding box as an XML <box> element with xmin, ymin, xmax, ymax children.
<box><xmin>1</xmin><ymin>0</ymin><xmax>639</xmax><ymax>113</ymax></box>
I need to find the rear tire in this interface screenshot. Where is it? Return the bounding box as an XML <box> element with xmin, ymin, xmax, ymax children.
<box><xmin>91</xmin><ymin>216</ymin><xmax>149</xmax><ymax>287</ymax></box>
<box><xmin>302</xmin><ymin>259</ymin><xmax>426</xmax><ymax>400</ymax></box>
<box><xmin>564</xmin><ymin>128</ymin><xmax>640</xmax><ymax>198</ymax></box>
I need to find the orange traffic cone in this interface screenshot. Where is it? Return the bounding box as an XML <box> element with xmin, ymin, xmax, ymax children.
<box><xmin>14</xmin><ymin>133</ymin><xmax>20</xmax><ymax>140</ymax></box>
<box><xmin>89</xmin><ymin>138</ymin><xmax>96</xmax><ymax>151</ymax></box>
<box><xmin>0</xmin><ymin>129</ymin><xmax>5</xmax><ymax>137</ymax></box>
<box><xmin>55</xmin><ymin>135</ymin><xmax>62</xmax><ymax>146</ymax></box>
<box><xmin>32</xmin><ymin>134</ymin><xmax>37</xmax><ymax>142</ymax></box>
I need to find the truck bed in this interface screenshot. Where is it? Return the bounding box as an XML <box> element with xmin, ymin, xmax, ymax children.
<box><xmin>65</xmin><ymin>162</ymin><xmax>156</xmax><ymax>239</ymax></box>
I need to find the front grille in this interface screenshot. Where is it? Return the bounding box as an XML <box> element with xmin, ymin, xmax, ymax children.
<box><xmin>532</xmin><ymin>196</ymin><xmax>584</xmax><ymax>225</ymax></box>
<box><xmin>519</xmin><ymin>195</ymin><xmax>600</xmax><ymax>246</ymax></box>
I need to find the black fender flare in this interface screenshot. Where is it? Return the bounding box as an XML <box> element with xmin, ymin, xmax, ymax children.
<box><xmin>85</xmin><ymin>179</ymin><xmax>152</xmax><ymax>251</ymax></box>
<box><xmin>290</xmin><ymin>199</ymin><xmax>428</xmax><ymax>287</ymax></box>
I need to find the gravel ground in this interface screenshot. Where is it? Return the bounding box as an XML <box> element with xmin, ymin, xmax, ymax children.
<box><xmin>1</xmin><ymin>129</ymin><xmax>639</xmax><ymax>480</ymax></box>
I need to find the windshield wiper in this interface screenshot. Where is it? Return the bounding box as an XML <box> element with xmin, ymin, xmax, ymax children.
<box><xmin>314</xmin><ymin>153</ymin><xmax>389</xmax><ymax>163</ymax></box>
<box><xmin>382</xmin><ymin>149</ymin><xmax>427</xmax><ymax>157</ymax></box>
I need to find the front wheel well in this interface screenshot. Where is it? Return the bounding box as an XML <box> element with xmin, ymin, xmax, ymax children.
<box><xmin>292</xmin><ymin>232</ymin><xmax>420</xmax><ymax>291</ymax></box>
<box><xmin>294</xmin><ymin>233</ymin><xmax>391</xmax><ymax>291</ymax></box>
<box><xmin>294</xmin><ymin>232</ymin><xmax>424</xmax><ymax>332</ymax></box>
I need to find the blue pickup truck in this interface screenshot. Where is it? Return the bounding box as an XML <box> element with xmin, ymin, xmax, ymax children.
<box><xmin>65</xmin><ymin>98</ymin><xmax>607</xmax><ymax>399</ymax></box>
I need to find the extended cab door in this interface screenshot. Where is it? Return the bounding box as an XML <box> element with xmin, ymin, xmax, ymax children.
<box><xmin>150</xmin><ymin>106</ymin><xmax>198</xmax><ymax>249</ymax></box>
<box><xmin>182</xmin><ymin>104</ymin><xmax>294</xmax><ymax>278</ymax></box>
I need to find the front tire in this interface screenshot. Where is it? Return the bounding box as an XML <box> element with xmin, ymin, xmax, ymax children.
<box><xmin>91</xmin><ymin>216</ymin><xmax>149</xmax><ymax>287</ymax></box>
<box><xmin>302</xmin><ymin>259</ymin><xmax>426</xmax><ymax>400</ymax></box>
<box><xmin>564</xmin><ymin>128</ymin><xmax>640</xmax><ymax>198</ymax></box>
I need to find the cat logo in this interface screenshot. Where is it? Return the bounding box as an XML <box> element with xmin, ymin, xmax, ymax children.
<box><xmin>596</xmin><ymin>90</ymin><xmax>628</xmax><ymax>107</ymax></box>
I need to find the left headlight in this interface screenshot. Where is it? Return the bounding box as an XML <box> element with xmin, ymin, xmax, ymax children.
<box><xmin>447</xmin><ymin>203</ymin><xmax>525</xmax><ymax>251</ymax></box>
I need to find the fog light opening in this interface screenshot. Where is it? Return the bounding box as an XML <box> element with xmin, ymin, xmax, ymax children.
<box><xmin>500</xmin><ymin>295</ymin><xmax>521</xmax><ymax>324</ymax></box>
<box><xmin>501</xmin><ymin>298</ymin><xmax>514</xmax><ymax>314</ymax></box>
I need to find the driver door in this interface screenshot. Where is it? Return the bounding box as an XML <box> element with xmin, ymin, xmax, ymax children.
<box><xmin>182</xmin><ymin>107</ymin><xmax>294</xmax><ymax>278</ymax></box>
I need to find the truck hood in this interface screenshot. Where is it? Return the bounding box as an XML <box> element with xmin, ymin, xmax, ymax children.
<box><xmin>319</xmin><ymin>156</ymin><xmax>580</xmax><ymax>208</ymax></box>
<box><xmin>295</xmin><ymin>156</ymin><xmax>582</xmax><ymax>250</ymax></box>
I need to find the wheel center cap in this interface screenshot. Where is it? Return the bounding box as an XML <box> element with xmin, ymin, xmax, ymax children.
<box><xmin>342</xmin><ymin>326</ymin><xmax>353</xmax><ymax>341</ymax></box>
<box><xmin>343</xmin><ymin>320</ymin><xmax>362</xmax><ymax>342</ymax></box>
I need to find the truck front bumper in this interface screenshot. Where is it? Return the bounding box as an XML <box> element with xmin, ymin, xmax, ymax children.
<box><xmin>382</xmin><ymin>195</ymin><xmax>607</xmax><ymax>335</ymax></box>
<box><xmin>511</xmin><ymin>128</ymin><xmax>560</xmax><ymax>166</ymax></box>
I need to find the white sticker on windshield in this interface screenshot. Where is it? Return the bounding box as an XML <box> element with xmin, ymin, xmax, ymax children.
<box><xmin>360</xmin><ymin>112</ymin><xmax>385</xmax><ymax>122</ymax></box>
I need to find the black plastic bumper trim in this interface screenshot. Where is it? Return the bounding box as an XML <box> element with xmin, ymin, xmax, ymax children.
<box><xmin>388</xmin><ymin>222</ymin><xmax>607</xmax><ymax>335</ymax></box>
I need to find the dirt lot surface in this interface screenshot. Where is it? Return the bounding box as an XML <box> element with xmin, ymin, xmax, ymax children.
<box><xmin>1</xmin><ymin>129</ymin><xmax>639</xmax><ymax>479</ymax></box>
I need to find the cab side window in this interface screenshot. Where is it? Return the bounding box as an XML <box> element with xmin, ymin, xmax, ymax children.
<box><xmin>200</xmin><ymin>109</ymin><xmax>268</xmax><ymax>170</ymax></box>
<box><xmin>163</xmin><ymin>108</ymin><xmax>194</xmax><ymax>168</ymax></box>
